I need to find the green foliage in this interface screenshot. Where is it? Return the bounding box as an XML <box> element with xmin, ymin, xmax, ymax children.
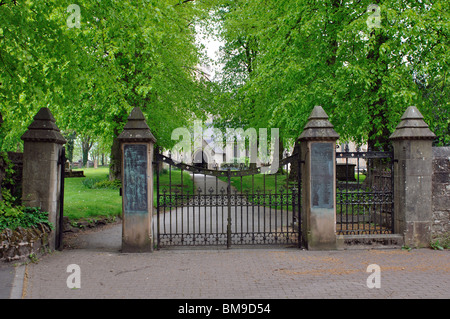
<box><xmin>1</xmin><ymin>153</ymin><xmax>14</xmax><ymax>185</ymax></box>
<box><xmin>210</xmin><ymin>0</ymin><xmax>449</xmax><ymax>148</ymax></box>
<box><xmin>0</xmin><ymin>0</ymin><xmax>216</xmax><ymax>152</ymax></box>
<box><xmin>0</xmin><ymin>202</ymin><xmax>53</xmax><ymax>231</ymax></box>
<box><xmin>64</xmin><ymin>168</ymin><xmax>122</xmax><ymax>220</ymax></box>
<box><xmin>430</xmin><ymin>240</ymin><xmax>444</xmax><ymax>251</ymax></box>
<box><xmin>81</xmin><ymin>177</ymin><xmax>100</xmax><ymax>189</ymax></box>
<box><xmin>1</xmin><ymin>151</ymin><xmax>52</xmax><ymax>231</ymax></box>
<box><xmin>82</xmin><ymin>177</ymin><xmax>121</xmax><ymax>189</ymax></box>
<box><xmin>430</xmin><ymin>234</ymin><xmax>450</xmax><ymax>250</ymax></box>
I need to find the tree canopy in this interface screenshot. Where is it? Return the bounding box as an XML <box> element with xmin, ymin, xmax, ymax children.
<box><xmin>209</xmin><ymin>0</ymin><xmax>449</xmax><ymax>149</ymax></box>
<box><xmin>0</xmin><ymin>0</ymin><xmax>448</xmax><ymax>160</ymax></box>
<box><xmin>0</xmin><ymin>0</ymin><xmax>215</xmax><ymax>152</ymax></box>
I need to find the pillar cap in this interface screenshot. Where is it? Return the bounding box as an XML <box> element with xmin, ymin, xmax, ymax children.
<box><xmin>389</xmin><ymin>106</ymin><xmax>436</xmax><ymax>140</ymax></box>
<box><xmin>298</xmin><ymin>106</ymin><xmax>339</xmax><ymax>141</ymax></box>
<box><xmin>21</xmin><ymin>108</ymin><xmax>66</xmax><ymax>144</ymax></box>
<box><xmin>117</xmin><ymin>107</ymin><xmax>156</xmax><ymax>143</ymax></box>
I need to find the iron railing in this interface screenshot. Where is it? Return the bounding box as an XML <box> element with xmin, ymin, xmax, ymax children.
<box><xmin>335</xmin><ymin>150</ymin><xmax>394</xmax><ymax>235</ymax></box>
<box><xmin>155</xmin><ymin>152</ymin><xmax>302</xmax><ymax>249</ymax></box>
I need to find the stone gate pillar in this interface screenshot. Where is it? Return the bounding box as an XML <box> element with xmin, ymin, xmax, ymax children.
<box><xmin>21</xmin><ymin>108</ymin><xmax>66</xmax><ymax>250</ymax></box>
<box><xmin>390</xmin><ymin>106</ymin><xmax>436</xmax><ymax>248</ymax></box>
<box><xmin>117</xmin><ymin>107</ymin><xmax>156</xmax><ymax>253</ymax></box>
<box><xmin>298</xmin><ymin>106</ymin><xmax>340</xmax><ymax>250</ymax></box>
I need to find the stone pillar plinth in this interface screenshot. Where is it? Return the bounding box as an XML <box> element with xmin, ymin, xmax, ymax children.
<box><xmin>298</xmin><ymin>106</ymin><xmax>340</xmax><ymax>250</ymax></box>
<box><xmin>21</xmin><ymin>108</ymin><xmax>66</xmax><ymax>250</ymax></box>
<box><xmin>390</xmin><ymin>106</ymin><xmax>436</xmax><ymax>248</ymax></box>
<box><xmin>118</xmin><ymin>107</ymin><xmax>156</xmax><ymax>253</ymax></box>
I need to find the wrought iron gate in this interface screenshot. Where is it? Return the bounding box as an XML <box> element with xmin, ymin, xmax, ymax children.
<box><xmin>335</xmin><ymin>149</ymin><xmax>394</xmax><ymax>235</ymax></box>
<box><xmin>56</xmin><ymin>146</ymin><xmax>66</xmax><ymax>251</ymax></box>
<box><xmin>155</xmin><ymin>152</ymin><xmax>302</xmax><ymax>249</ymax></box>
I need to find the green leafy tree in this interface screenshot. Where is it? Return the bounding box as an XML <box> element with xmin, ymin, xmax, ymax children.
<box><xmin>210</xmin><ymin>0</ymin><xmax>449</xmax><ymax>150</ymax></box>
<box><xmin>0</xmin><ymin>1</ymin><xmax>217</xmax><ymax>179</ymax></box>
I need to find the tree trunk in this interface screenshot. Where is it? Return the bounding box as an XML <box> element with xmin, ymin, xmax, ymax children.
<box><xmin>109</xmin><ymin>135</ymin><xmax>121</xmax><ymax>181</ymax></box>
<box><xmin>364</xmin><ymin>25</ymin><xmax>391</xmax><ymax>189</ymax></box>
<box><xmin>108</xmin><ymin>110</ymin><xmax>129</xmax><ymax>181</ymax></box>
<box><xmin>278</xmin><ymin>139</ymin><xmax>285</xmax><ymax>174</ymax></box>
<box><xmin>289</xmin><ymin>140</ymin><xmax>300</xmax><ymax>181</ymax></box>
<box><xmin>81</xmin><ymin>135</ymin><xmax>93</xmax><ymax>167</ymax></box>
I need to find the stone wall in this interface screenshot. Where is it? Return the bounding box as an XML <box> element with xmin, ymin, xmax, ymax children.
<box><xmin>0</xmin><ymin>224</ymin><xmax>52</xmax><ymax>262</ymax></box>
<box><xmin>432</xmin><ymin>147</ymin><xmax>450</xmax><ymax>240</ymax></box>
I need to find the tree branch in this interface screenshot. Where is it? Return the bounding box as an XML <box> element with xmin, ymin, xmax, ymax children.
<box><xmin>175</xmin><ymin>0</ymin><xmax>195</xmax><ymax>6</ymax></box>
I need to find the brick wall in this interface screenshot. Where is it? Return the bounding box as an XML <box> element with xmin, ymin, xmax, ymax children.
<box><xmin>432</xmin><ymin>147</ymin><xmax>450</xmax><ymax>240</ymax></box>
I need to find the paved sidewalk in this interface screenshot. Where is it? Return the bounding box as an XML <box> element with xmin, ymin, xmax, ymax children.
<box><xmin>15</xmin><ymin>222</ymin><xmax>450</xmax><ymax>299</ymax></box>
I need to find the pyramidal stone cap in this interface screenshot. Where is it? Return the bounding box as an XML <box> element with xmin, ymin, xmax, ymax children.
<box><xmin>389</xmin><ymin>106</ymin><xmax>436</xmax><ymax>140</ymax></box>
<box><xmin>21</xmin><ymin>108</ymin><xmax>66</xmax><ymax>144</ymax></box>
<box><xmin>117</xmin><ymin>107</ymin><xmax>156</xmax><ymax>143</ymax></box>
<box><xmin>298</xmin><ymin>105</ymin><xmax>339</xmax><ymax>141</ymax></box>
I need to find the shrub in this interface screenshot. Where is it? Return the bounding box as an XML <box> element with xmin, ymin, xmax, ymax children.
<box><xmin>0</xmin><ymin>201</ymin><xmax>53</xmax><ymax>231</ymax></box>
<box><xmin>92</xmin><ymin>179</ymin><xmax>122</xmax><ymax>189</ymax></box>
<box><xmin>82</xmin><ymin>177</ymin><xmax>101</xmax><ymax>189</ymax></box>
<box><xmin>82</xmin><ymin>178</ymin><xmax>121</xmax><ymax>189</ymax></box>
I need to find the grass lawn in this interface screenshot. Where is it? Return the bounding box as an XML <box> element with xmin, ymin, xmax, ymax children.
<box><xmin>223</xmin><ymin>173</ymin><xmax>365</xmax><ymax>194</ymax></box>
<box><xmin>63</xmin><ymin>167</ymin><xmax>194</xmax><ymax>221</ymax></box>
<box><xmin>218</xmin><ymin>172</ymin><xmax>367</xmax><ymax>210</ymax></box>
<box><xmin>226</xmin><ymin>173</ymin><xmax>296</xmax><ymax>193</ymax></box>
<box><xmin>64</xmin><ymin>167</ymin><xmax>121</xmax><ymax>220</ymax></box>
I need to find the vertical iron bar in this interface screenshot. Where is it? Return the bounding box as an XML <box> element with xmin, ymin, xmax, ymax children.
<box><xmin>192</xmin><ymin>171</ymin><xmax>195</xmax><ymax>244</ymax></box>
<box><xmin>273</xmin><ymin>172</ymin><xmax>277</xmax><ymax>242</ymax></box>
<box><xmin>269</xmin><ymin>189</ymin><xmax>272</xmax><ymax>239</ymax></box>
<box><xmin>298</xmin><ymin>153</ymin><xmax>302</xmax><ymax>248</ymax></box>
<box><xmin>156</xmin><ymin>156</ymin><xmax>160</xmax><ymax>249</ymax></box>
<box><xmin>180</xmin><ymin>167</ymin><xmax>184</xmax><ymax>245</ymax></box>
<box><xmin>357</xmin><ymin>156</ymin><xmax>360</xmax><ymax>234</ymax></box>
<box><xmin>186</xmin><ymin>169</ymin><xmax>190</xmax><ymax>244</ymax></box>
<box><xmin>234</xmin><ymin>188</ymin><xmax>237</xmax><ymax>235</ymax></box>
<box><xmin>204</xmin><ymin>173</ymin><xmax>207</xmax><ymax>243</ymax></box>
<box><xmin>240</xmin><ymin>175</ymin><xmax>243</xmax><ymax>243</ymax></box>
<box><xmin>57</xmin><ymin>147</ymin><xmax>65</xmax><ymax>251</ymax></box>
<box><xmin>286</xmin><ymin>162</ymin><xmax>291</xmax><ymax>243</ymax></box>
<box><xmin>252</xmin><ymin>174</ymin><xmax>255</xmax><ymax>241</ymax></box>
<box><xmin>345</xmin><ymin>156</ymin><xmax>349</xmax><ymax>233</ymax></box>
<box><xmin>263</xmin><ymin>173</ymin><xmax>266</xmax><ymax>243</ymax></box>
<box><xmin>391</xmin><ymin>152</ymin><xmax>395</xmax><ymax>234</ymax></box>
<box><xmin>216</xmin><ymin>175</ymin><xmax>219</xmax><ymax>244</ymax></box>
<box><xmin>210</xmin><ymin>177</ymin><xmax>213</xmax><ymax>238</ymax></box>
<box><xmin>368</xmin><ymin>157</ymin><xmax>372</xmax><ymax>234</ymax></box>
<box><xmin>169</xmin><ymin>161</ymin><xmax>172</xmax><ymax>241</ymax></box>
<box><xmin>227</xmin><ymin>168</ymin><xmax>232</xmax><ymax>249</ymax></box>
